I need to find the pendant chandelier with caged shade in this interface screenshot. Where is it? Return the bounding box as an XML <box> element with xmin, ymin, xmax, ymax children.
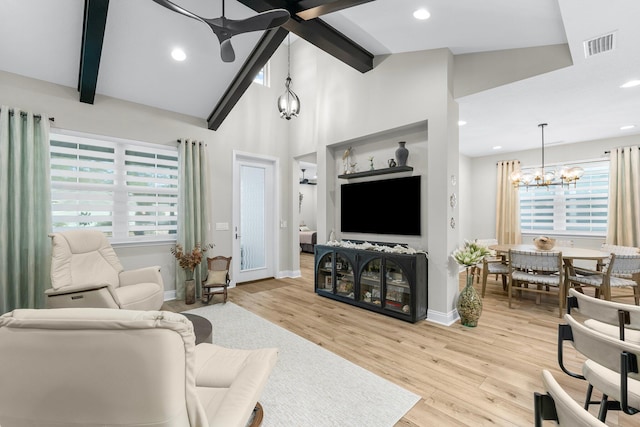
<box><xmin>277</xmin><ymin>34</ymin><xmax>300</xmax><ymax>120</ymax></box>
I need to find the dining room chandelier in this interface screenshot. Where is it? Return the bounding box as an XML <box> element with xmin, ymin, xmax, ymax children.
<box><xmin>510</xmin><ymin>123</ymin><xmax>584</xmax><ymax>189</ymax></box>
<box><xmin>277</xmin><ymin>34</ymin><xmax>300</xmax><ymax>120</ymax></box>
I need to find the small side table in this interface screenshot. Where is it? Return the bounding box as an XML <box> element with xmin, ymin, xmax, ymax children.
<box><xmin>181</xmin><ymin>313</ymin><xmax>213</xmax><ymax>345</ymax></box>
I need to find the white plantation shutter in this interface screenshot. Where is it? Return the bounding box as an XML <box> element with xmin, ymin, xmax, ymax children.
<box><xmin>50</xmin><ymin>132</ymin><xmax>178</xmax><ymax>242</ymax></box>
<box><xmin>519</xmin><ymin>160</ymin><xmax>609</xmax><ymax>236</ymax></box>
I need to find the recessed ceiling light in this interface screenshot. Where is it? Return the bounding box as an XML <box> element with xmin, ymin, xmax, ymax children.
<box><xmin>620</xmin><ymin>80</ymin><xmax>640</xmax><ymax>88</ymax></box>
<box><xmin>492</xmin><ymin>146</ymin><xmax>502</xmax><ymax>150</ymax></box>
<box><xmin>413</xmin><ymin>8</ymin><xmax>430</xmax><ymax>20</ymax></box>
<box><xmin>458</xmin><ymin>120</ymin><xmax>467</xmax><ymax>126</ymax></box>
<box><xmin>171</xmin><ymin>48</ymin><xmax>186</xmax><ymax>61</ymax></box>
<box><xmin>620</xmin><ymin>125</ymin><xmax>636</xmax><ymax>130</ymax></box>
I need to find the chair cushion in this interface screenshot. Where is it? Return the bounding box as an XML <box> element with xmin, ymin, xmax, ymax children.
<box><xmin>50</xmin><ymin>230</ymin><xmax>123</xmax><ymax>290</ymax></box>
<box><xmin>583</xmin><ymin>359</ymin><xmax>640</xmax><ymax>409</ymax></box>
<box><xmin>194</xmin><ymin>344</ymin><xmax>278</xmax><ymax>427</ymax></box>
<box><xmin>512</xmin><ymin>270</ymin><xmax>560</xmax><ymax>285</ymax></box>
<box><xmin>487</xmin><ymin>263</ymin><xmax>509</xmax><ymax>274</ymax></box>
<box><xmin>569</xmin><ymin>274</ymin><xmax>637</xmax><ymax>288</ymax></box>
<box><xmin>205</xmin><ymin>270</ymin><xmax>228</xmax><ymax>286</ymax></box>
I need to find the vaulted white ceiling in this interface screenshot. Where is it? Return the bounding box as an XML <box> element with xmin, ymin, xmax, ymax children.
<box><xmin>1</xmin><ymin>0</ymin><xmax>639</xmax><ymax>157</ymax></box>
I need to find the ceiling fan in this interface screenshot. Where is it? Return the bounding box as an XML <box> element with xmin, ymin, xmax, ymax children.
<box><xmin>300</xmin><ymin>169</ymin><xmax>316</xmax><ymax>185</ymax></box>
<box><xmin>152</xmin><ymin>0</ymin><xmax>290</xmax><ymax>63</ymax></box>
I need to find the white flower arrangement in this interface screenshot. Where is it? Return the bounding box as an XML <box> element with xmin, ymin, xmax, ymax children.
<box><xmin>451</xmin><ymin>240</ymin><xmax>491</xmax><ymax>268</ymax></box>
<box><xmin>326</xmin><ymin>240</ymin><xmax>425</xmax><ymax>255</ymax></box>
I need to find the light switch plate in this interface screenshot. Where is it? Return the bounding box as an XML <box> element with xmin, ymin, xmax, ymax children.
<box><xmin>215</xmin><ymin>222</ymin><xmax>229</xmax><ymax>230</ymax></box>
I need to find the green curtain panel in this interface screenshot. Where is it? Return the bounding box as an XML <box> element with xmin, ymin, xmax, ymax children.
<box><xmin>607</xmin><ymin>146</ymin><xmax>640</xmax><ymax>246</ymax></box>
<box><xmin>0</xmin><ymin>106</ymin><xmax>52</xmax><ymax>313</ymax></box>
<box><xmin>176</xmin><ymin>139</ymin><xmax>211</xmax><ymax>300</ymax></box>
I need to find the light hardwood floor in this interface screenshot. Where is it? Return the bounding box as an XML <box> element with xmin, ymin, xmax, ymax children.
<box><xmin>163</xmin><ymin>253</ymin><xmax>640</xmax><ymax>426</ymax></box>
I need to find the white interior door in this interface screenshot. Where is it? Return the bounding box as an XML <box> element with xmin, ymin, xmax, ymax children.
<box><xmin>233</xmin><ymin>153</ymin><xmax>276</xmax><ymax>283</ymax></box>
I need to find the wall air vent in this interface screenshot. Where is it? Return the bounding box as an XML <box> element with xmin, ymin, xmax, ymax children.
<box><xmin>583</xmin><ymin>31</ymin><xmax>617</xmax><ymax>58</ymax></box>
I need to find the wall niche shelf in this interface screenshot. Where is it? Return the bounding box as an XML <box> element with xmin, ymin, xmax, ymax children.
<box><xmin>338</xmin><ymin>165</ymin><xmax>413</xmax><ymax>179</ymax></box>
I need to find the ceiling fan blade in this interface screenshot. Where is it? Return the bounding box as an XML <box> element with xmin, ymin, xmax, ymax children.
<box><xmin>220</xmin><ymin>39</ymin><xmax>236</xmax><ymax>63</ymax></box>
<box><xmin>223</xmin><ymin>9</ymin><xmax>290</xmax><ymax>35</ymax></box>
<box><xmin>151</xmin><ymin>0</ymin><xmax>206</xmax><ymax>25</ymax></box>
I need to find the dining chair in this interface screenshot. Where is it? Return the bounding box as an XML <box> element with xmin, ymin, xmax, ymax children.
<box><xmin>596</xmin><ymin>243</ymin><xmax>639</xmax><ymax>270</ymax></box>
<box><xmin>508</xmin><ymin>249</ymin><xmax>564</xmax><ymax>317</ymax></box>
<box><xmin>480</xmin><ymin>255</ymin><xmax>509</xmax><ymax>297</ymax></box>
<box><xmin>566</xmin><ymin>253</ymin><xmax>640</xmax><ymax>304</ymax></box>
<box><xmin>601</xmin><ymin>243</ymin><xmax>640</xmax><ymax>255</ymax></box>
<box><xmin>566</xmin><ymin>288</ymin><xmax>640</xmax><ymax>344</ymax></box>
<box><xmin>474</xmin><ymin>238</ymin><xmax>505</xmax><ymax>287</ymax></box>
<box><xmin>534</xmin><ymin>370</ymin><xmax>607</xmax><ymax>427</ymax></box>
<box><xmin>558</xmin><ymin>313</ymin><xmax>640</xmax><ymax>421</ymax></box>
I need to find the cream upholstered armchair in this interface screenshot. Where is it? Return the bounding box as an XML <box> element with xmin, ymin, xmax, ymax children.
<box><xmin>0</xmin><ymin>308</ymin><xmax>278</xmax><ymax>427</ymax></box>
<box><xmin>45</xmin><ymin>230</ymin><xmax>164</xmax><ymax>310</ymax></box>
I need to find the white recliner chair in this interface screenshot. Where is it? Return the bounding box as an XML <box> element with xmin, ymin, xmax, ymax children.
<box><xmin>0</xmin><ymin>308</ymin><xmax>278</xmax><ymax>427</ymax></box>
<box><xmin>45</xmin><ymin>230</ymin><xmax>164</xmax><ymax>310</ymax></box>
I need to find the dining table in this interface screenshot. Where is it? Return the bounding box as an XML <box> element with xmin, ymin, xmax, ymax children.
<box><xmin>488</xmin><ymin>244</ymin><xmax>610</xmax><ymax>263</ymax></box>
<box><xmin>488</xmin><ymin>243</ymin><xmax>611</xmax><ymax>306</ymax></box>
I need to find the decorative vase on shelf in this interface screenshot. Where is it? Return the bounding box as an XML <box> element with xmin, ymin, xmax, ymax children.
<box><xmin>329</xmin><ymin>229</ymin><xmax>336</xmax><ymax>242</ymax></box>
<box><xmin>185</xmin><ymin>279</ymin><xmax>196</xmax><ymax>305</ymax></box>
<box><xmin>395</xmin><ymin>141</ymin><xmax>409</xmax><ymax>167</ymax></box>
<box><xmin>456</xmin><ymin>269</ymin><xmax>482</xmax><ymax>327</ymax></box>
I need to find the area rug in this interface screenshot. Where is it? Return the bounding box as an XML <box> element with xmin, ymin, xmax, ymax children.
<box><xmin>185</xmin><ymin>302</ymin><xmax>420</xmax><ymax>427</ymax></box>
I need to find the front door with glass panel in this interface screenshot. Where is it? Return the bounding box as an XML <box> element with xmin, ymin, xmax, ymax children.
<box><xmin>233</xmin><ymin>155</ymin><xmax>276</xmax><ymax>283</ymax></box>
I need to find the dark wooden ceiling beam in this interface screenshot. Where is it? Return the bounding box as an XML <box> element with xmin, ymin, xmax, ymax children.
<box><xmin>283</xmin><ymin>18</ymin><xmax>372</xmax><ymax>73</ymax></box>
<box><xmin>78</xmin><ymin>0</ymin><xmax>109</xmax><ymax>104</ymax></box>
<box><xmin>238</xmin><ymin>0</ymin><xmax>373</xmax><ymax>73</ymax></box>
<box><xmin>208</xmin><ymin>27</ymin><xmax>289</xmax><ymax>131</ymax></box>
<box><xmin>294</xmin><ymin>0</ymin><xmax>375</xmax><ymax>20</ymax></box>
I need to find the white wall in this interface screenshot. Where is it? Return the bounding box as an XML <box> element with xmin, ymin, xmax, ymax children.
<box><xmin>298</xmin><ymin>184</ymin><xmax>317</xmax><ymax>230</ymax></box>
<box><xmin>458</xmin><ymin>153</ymin><xmax>472</xmax><ymax>245</ymax></box>
<box><xmin>284</xmin><ymin>42</ymin><xmax>463</xmax><ymax>322</ymax></box>
<box><xmin>467</xmin><ymin>133</ymin><xmax>640</xmax><ymax>249</ymax></box>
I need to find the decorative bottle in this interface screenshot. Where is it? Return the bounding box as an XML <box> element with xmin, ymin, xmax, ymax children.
<box><xmin>395</xmin><ymin>141</ymin><xmax>409</xmax><ymax>167</ymax></box>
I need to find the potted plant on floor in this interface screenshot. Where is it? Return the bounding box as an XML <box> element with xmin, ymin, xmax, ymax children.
<box><xmin>171</xmin><ymin>243</ymin><xmax>214</xmax><ymax>304</ymax></box>
<box><xmin>452</xmin><ymin>241</ymin><xmax>491</xmax><ymax>327</ymax></box>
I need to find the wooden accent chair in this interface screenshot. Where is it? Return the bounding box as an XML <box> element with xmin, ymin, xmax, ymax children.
<box><xmin>202</xmin><ymin>256</ymin><xmax>232</xmax><ymax>304</ymax></box>
<box><xmin>508</xmin><ymin>249</ymin><xmax>564</xmax><ymax>317</ymax></box>
<box><xmin>566</xmin><ymin>253</ymin><xmax>640</xmax><ymax>304</ymax></box>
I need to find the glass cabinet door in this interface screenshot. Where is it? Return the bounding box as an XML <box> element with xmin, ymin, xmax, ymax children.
<box><xmin>384</xmin><ymin>260</ymin><xmax>411</xmax><ymax>314</ymax></box>
<box><xmin>317</xmin><ymin>253</ymin><xmax>334</xmax><ymax>292</ymax></box>
<box><xmin>335</xmin><ymin>252</ymin><xmax>355</xmax><ymax>299</ymax></box>
<box><xmin>360</xmin><ymin>258</ymin><xmax>382</xmax><ymax>306</ymax></box>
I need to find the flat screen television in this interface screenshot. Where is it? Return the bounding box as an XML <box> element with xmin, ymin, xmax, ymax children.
<box><xmin>341</xmin><ymin>175</ymin><xmax>421</xmax><ymax>236</ymax></box>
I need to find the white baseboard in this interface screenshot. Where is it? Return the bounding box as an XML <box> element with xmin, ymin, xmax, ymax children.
<box><xmin>425</xmin><ymin>308</ymin><xmax>460</xmax><ymax>326</ymax></box>
<box><xmin>164</xmin><ymin>290</ymin><xmax>176</xmax><ymax>301</ymax></box>
<box><xmin>276</xmin><ymin>270</ymin><xmax>301</xmax><ymax>278</ymax></box>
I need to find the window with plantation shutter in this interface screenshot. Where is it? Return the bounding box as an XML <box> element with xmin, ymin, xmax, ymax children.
<box><xmin>50</xmin><ymin>132</ymin><xmax>178</xmax><ymax>243</ymax></box>
<box><xmin>519</xmin><ymin>160</ymin><xmax>609</xmax><ymax>236</ymax></box>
